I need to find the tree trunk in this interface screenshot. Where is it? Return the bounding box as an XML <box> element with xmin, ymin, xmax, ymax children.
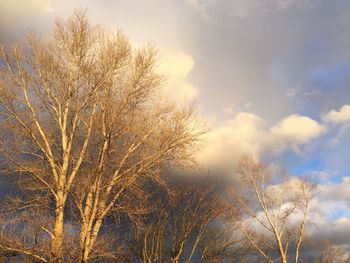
<box><xmin>51</xmin><ymin>193</ymin><xmax>65</xmax><ymax>262</ymax></box>
<box><xmin>281</xmin><ymin>253</ymin><xmax>287</xmax><ymax>263</ymax></box>
<box><xmin>81</xmin><ymin>217</ymin><xmax>103</xmax><ymax>263</ymax></box>
<box><xmin>276</xmin><ymin>235</ymin><xmax>287</xmax><ymax>263</ymax></box>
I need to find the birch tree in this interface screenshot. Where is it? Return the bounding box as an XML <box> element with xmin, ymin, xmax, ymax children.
<box><xmin>71</xmin><ymin>102</ymin><xmax>199</xmax><ymax>262</ymax></box>
<box><xmin>233</xmin><ymin>156</ymin><xmax>316</xmax><ymax>263</ymax></box>
<box><xmin>0</xmin><ymin>10</ymin><xmax>200</xmax><ymax>262</ymax></box>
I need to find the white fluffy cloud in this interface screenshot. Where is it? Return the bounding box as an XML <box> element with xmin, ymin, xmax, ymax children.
<box><xmin>318</xmin><ymin>177</ymin><xmax>350</xmax><ymax>203</ymax></box>
<box><xmin>323</xmin><ymin>105</ymin><xmax>350</xmax><ymax>124</ymax></box>
<box><xmin>271</xmin><ymin>115</ymin><xmax>325</xmax><ymax>142</ymax></box>
<box><xmin>197</xmin><ymin>112</ymin><xmax>325</xmax><ymax>167</ymax></box>
<box><xmin>197</xmin><ymin>112</ymin><xmax>267</xmax><ymax>167</ymax></box>
<box><xmin>156</xmin><ymin>51</ymin><xmax>199</xmax><ymax>103</ymax></box>
<box><xmin>304</xmin><ymin>177</ymin><xmax>350</xmax><ymax>247</ymax></box>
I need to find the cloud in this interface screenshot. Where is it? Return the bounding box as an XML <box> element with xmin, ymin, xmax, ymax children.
<box><xmin>222</xmin><ymin>102</ymin><xmax>253</xmax><ymax>115</ymax></box>
<box><xmin>156</xmin><ymin>51</ymin><xmax>199</xmax><ymax>102</ymax></box>
<box><xmin>271</xmin><ymin>114</ymin><xmax>325</xmax><ymax>144</ymax></box>
<box><xmin>323</xmin><ymin>105</ymin><xmax>350</xmax><ymax>124</ymax></box>
<box><xmin>308</xmin><ymin>169</ymin><xmax>335</xmax><ymax>183</ymax></box>
<box><xmin>185</xmin><ymin>0</ymin><xmax>312</xmax><ymax>21</ymax></box>
<box><xmin>0</xmin><ymin>0</ymin><xmax>53</xmax><ymax>35</ymax></box>
<box><xmin>286</xmin><ymin>87</ymin><xmax>298</xmax><ymax>97</ymax></box>
<box><xmin>318</xmin><ymin>177</ymin><xmax>350</xmax><ymax>204</ymax></box>
<box><xmin>0</xmin><ymin>0</ymin><xmax>53</xmax><ymax>13</ymax></box>
<box><xmin>197</xmin><ymin>112</ymin><xmax>324</xmax><ymax>168</ymax></box>
<box><xmin>197</xmin><ymin>112</ymin><xmax>267</xmax><ymax>167</ymax></box>
<box><xmin>305</xmin><ymin>177</ymin><xmax>350</xmax><ymax>248</ymax></box>
<box><xmin>223</xmin><ymin>104</ymin><xmax>236</xmax><ymax>114</ymax></box>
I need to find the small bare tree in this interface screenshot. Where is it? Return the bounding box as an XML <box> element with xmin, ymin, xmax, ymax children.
<box><xmin>233</xmin><ymin>156</ymin><xmax>316</xmax><ymax>263</ymax></box>
<box><xmin>0</xmin><ymin>10</ymin><xmax>200</xmax><ymax>262</ymax></box>
<box><xmin>316</xmin><ymin>240</ymin><xmax>350</xmax><ymax>263</ymax></box>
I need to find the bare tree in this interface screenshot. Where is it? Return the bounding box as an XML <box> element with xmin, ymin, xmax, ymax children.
<box><xmin>233</xmin><ymin>156</ymin><xmax>316</xmax><ymax>263</ymax></box>
<box><xmin>316</xmin><ymin>240</ymin><xmax>350</xmax><ymax>263</ymax></box>
<box><xmin>0</xmin><ymin>10</ymin><xmax>200</xmax><ymax>262</ymax></box>
<box><xmin>71</xmin><ymin>103</ymin><xmax>199</xmax><ymax>262</ymax></box>
<box><xmin>128</xmin><ymin>179</ymin><xmax>243</xmax><ymax>263</ymax></box>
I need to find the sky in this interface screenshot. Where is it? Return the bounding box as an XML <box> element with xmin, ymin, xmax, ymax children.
<box><xmin>1</xmin><ymin>0</ymin><xmax>350</xmax><ymax>255</ymax></box>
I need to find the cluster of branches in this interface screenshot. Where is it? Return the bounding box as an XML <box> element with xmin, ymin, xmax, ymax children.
<box><xmin>0</xmin><ymin>10</ymin><xmax>200</xmax><ymax>262</ymax></box>
<box><xmin>0</xmin><ymin>10</ymin><xmax>329</xmax><ymax>263</ymax></box>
